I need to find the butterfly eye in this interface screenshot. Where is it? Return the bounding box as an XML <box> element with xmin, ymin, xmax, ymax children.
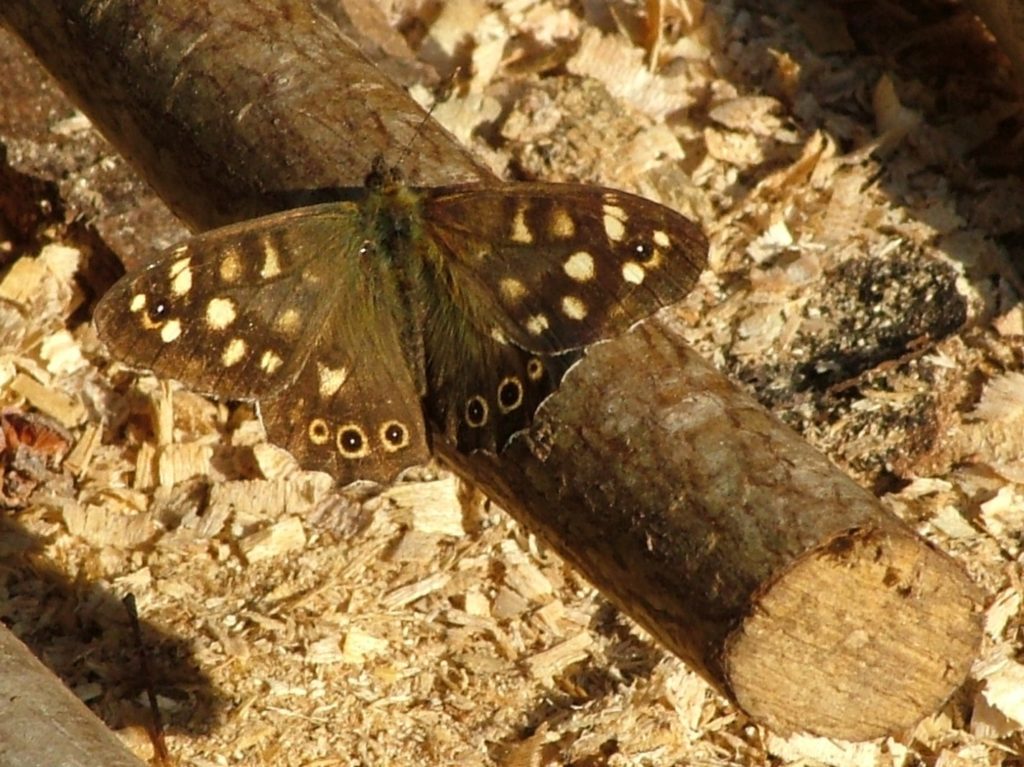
<box><xmin>497</xmin><ymin>377</ymin><xmax>524</xmax><ymax>413</ymax></box>
<box><xmin>337</xmin><ymin>424</ymin><xmax>370</xmax><ymax>458</ymax></box>
<box><xmin>465</xmin><ymin>396</ymin><xmax>489</xmax><ymax>427</ymax></box>
<box><xmin>628</xmin><ymin>235</ymin><xmax>664</xmax><ymax>269</ymax></box>
<box><xmin>380</xmin><ymin>421</ymin><xmax>410</xmax><ymax>452</ymax></box>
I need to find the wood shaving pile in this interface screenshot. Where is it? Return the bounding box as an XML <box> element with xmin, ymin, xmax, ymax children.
<box><xmin>3</xmin><ymin>0</ymin><xmax>1024</xmax><ymax>764</ymax></box>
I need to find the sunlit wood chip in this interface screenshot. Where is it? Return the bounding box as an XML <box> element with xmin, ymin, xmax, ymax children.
<box><xmin>306</xmin><ymin>636</ymin><xmax>345</xmax><ymax>665</ymax></box>
<box><xmin>381</xmin><ymin>572</ymin><xmax>452</xmax><ymax>609</ymax></box>
<box><xmin>251</xmin><ymin>441</ymin><xmax>300</xmax><ymax>480</ymax></box>
<box><xmin>9</xmin><ymin>373</ymin><xmax>86</xmax><ymax>427</ymax></box>
<box><xmin>525</xmin><ymin>632</ymin><xmax>593</xmax><ymax>680</ymax></box>
<box><xmin>341</xmin><ymin>627</ymin><xmax>389</xmax><ymax>664</ymax></box>
<box><xmin>156</xmin><ymin>442</ymin><xmax>214</xmax><ymax>487</ymax></box>
<box><xmin>63</xmin><ymin>422</ymin><xmax>101</xmax><ymax>477</ymax></box>
<box><xmin>40</xmin><ymin>329</ymin><xmax>86</xmax><ymax>374</ymax></box>
<box><xmin>238</xmin><ymin>516</ymin><xmax>306</xmax><ymax>563</ymax></box>
<box><xmin>384</xmin><ymin>476</ymin><xmax>464</xmax><ymax>537</ymax></box>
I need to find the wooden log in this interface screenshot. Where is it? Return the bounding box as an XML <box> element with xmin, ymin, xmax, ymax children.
<box><xmin>0</xmin><ymin>624</ymin><xmax>147</xmax><ymax>767</ymax></box>
<box><xmin>0</xmin><ymin>0</ymin><xmax>983</xmax><ymax>740</ymax></box>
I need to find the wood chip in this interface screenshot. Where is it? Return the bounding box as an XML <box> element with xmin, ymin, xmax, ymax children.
<box><xmin>340</xmin><ymin>627</ymin><xmax>389</xmax><ymax>664</ymax></box>
<box><xmin>238</xmin><ymin>516</ymin><xmax>307</xmax><ymax>563</ymax></box>
<box><xmin>8</xmin><ymin>372</ymin><xmax>86</xmax><ymax>427</ymax></box>
<box><xmin>525</xmin><ymin>631</ymin><xmax>593</xmax><ymax>680</ymax></box>
<box><xmin>380</xmin><ymin>572</ymin><xmax>452</xmax><ymax>609</ymax></box>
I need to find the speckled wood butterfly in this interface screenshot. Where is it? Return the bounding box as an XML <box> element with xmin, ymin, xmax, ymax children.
<box><xmin>95</xmin><ymin>163</ymin><xmax>707</xmax><ymax>486</ymax></box>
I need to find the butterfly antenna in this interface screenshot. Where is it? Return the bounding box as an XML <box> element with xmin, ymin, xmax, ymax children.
<box><xmin>392</xmin><ymin>66</ymin><xmax>464</xmax><ymax>172</ymax></box>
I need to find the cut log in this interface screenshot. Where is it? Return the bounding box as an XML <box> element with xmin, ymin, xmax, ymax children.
<box><xmin>0</xmin><ymin>624</ymin><xmax>147</xmax><ymax>767</ymax></box>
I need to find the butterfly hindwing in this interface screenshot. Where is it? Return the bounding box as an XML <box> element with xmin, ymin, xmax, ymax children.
<box><xmin>423</xmin><ymin>184</ymin><xmax>708</xmax><ymax>354</ymax></box>
<box><xmin>259</xmin><ymin>320</ymin><xmax>431</xmax><ymax>485</ymax></box>
<box><xmin>421</xmin><ymin>310</ymin><xmax>579</xmax><ymax>453</ymax></box>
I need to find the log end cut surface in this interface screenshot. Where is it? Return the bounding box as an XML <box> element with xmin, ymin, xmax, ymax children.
<box><xmin>725</xmin><ymin>526</ymin><xmax>983</xmax><ymax>740</ymax></box>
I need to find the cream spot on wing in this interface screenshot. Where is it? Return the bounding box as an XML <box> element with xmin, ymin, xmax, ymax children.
<box><xmin>169</xmin><ymin>257</ymin><xmax>193</xmax><ymax>296</ymax></box>
<box><xmin>603</xmin><ymin>206</ymin><xmax>627</xmax><ymax>242</ymax></box>
<box><xmin>317</xmin><ymin>362</ymin><xmax>349</xmax><ymax>397</ymax></box>
<box><xmin>622</xmin><ymin>261</ymin><xmax>646</xmax><ymax>285</ymax></box>
<box><xmin>219</xmin><ymin>249</ymin><xmax>243</xmax><ymax>283</ymax></box>
<box><xmin>510</xmin><ymin>203</ymin><xmax>533</xmax><ymax>244</ymax></box>
<box><xmin>653</xmin><ymin>230</ymin><xmax>671</xmax><ymax>248</ymax></box>
<box><xmin>526</xmin><ymin>314</ymin><xmax>549</xmax><ymax>336</ymax></box>
<box><xmin>550</xmin><ymin>207</ymin><xmax>576</xmax><ymax>238</ymax></box>
<box><xmin>205</xmin><ymin>297</ymin><xmax>237</xmax><ymax>329</ymax></box>
<box><xmin>129</xmin><ymin>293</ymin><xmax>147</xmax><ymax>313</ymax></box>
<box><xmin>563</xmin><ymin>251</ymin><xmax>595</xmax><ymax>282</ymax></box>
<box><xmin>260</xmin><ymin>350</ymin><xmax>284</xmax><ymax>375</ymax></box>
<box><xmin>160</xmin><ymin>319</ymin><xmax>182</xmax><ymax>343</ymax></box>
<box><xmin>260</xmin><ymin>238</ymin><xmax>282</xmax><ymax>279</ymax></box>
<box><xmin>221</xmin><ymin>338</ymin><xmax>247</xmax><ymax>367</ymax></box>
<box><xmin>275</xmin><ymin>308</ymin><xmax>301</xmax><ymax>336</ymax></box>
<box><xmin>490</xmin><ymin>327</ymin><xmax>509</xmax><ymax>344</ymax></box>
<box><xmin>561</xmin><ymin>296</ymin><xmax>588</xmax><ymax>320</ymax></box>
<box><xmin>499</xmin><ymin>277</ymin><xmax>527</xmax><ymax>304</ymax></box>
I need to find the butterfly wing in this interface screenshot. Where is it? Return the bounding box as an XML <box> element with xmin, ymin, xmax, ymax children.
<box><xmin>419</xmin><ymin>183</ymin><xmax>707</xmax><ymax>453</ymax></box>
<box><xmin>95</xmin><ymin>203</ymin><xmax>430</xmax><ymax>485</ymax></box>
<box><xmin>423</xmin><ymin>184</ymin><xmax>708</xmax><ymax>353</ymax></box>
<box><xmin>95</xmin><ymin>205</ymin><xmax>359</xmax><ymax>398</ymax></box>
<box><xmin>258</xmin><ymin>315</ymin><xmax>431</xmax><ymax>486</ymax></box>
<box><xmin>420</xmin><ymin>307</ymin><xmax>580</xmax><ymax>453</ymax></box>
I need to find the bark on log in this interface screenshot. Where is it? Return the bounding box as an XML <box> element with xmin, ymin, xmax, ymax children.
<box><xmin>1</xmin><ymin>0</ymin><xmax>983</xmax><ymax>741</ymax></box>
<box><xmin>0</xmin><ymin>624</ymin><xmax>147</xmax><ymax>767</ymax></box>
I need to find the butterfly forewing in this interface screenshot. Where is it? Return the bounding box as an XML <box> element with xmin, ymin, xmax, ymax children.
<box><xmin>95</xmin><ymin>206</ymin><xmax>365</xmax><ymax>400</ymax></box>
<box><xmin>423</xmin><ymin>184</ymin><xmax>708</xmax><ymax>354</ymax></box>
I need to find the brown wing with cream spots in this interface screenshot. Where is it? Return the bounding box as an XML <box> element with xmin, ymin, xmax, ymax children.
<box><xmin>95</xmin><ymin>204</ymin><xmax>367</xmax><ymax>400</ymax></box>
<box><xmin>422</xmin><ymin>183</ymin><xmax>708</xmax><ymax>354</ymax></box>
<box><xmin>258</xmin><ymin>314</ymin><xmax>431</xmax><ymax>486</ymax></box>
<box><xmin>95</xmin><ymin>202</ymin><xmax>431</xmax><ymax>486</ymax></box>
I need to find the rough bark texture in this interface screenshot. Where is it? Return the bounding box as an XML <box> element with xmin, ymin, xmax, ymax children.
<box><xmin>0</xmin><ymin>625</ymin><xmax>147</xmax><ymax>767</ymax></box>
<box><xmin>1</xmin><ymin>0</ymin><xmax>489</xmax><ymax>243</ymax></box>
<box><xmin>0</xmin><ymin>0</ymin><xmax>982</xmax><ymax>746</ymax></box>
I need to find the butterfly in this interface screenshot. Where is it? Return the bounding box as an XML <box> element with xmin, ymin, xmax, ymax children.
<box><xmin>95</xmin><ymin>163</ymin><xmax>708</xmax><ymax>486</ymax></box>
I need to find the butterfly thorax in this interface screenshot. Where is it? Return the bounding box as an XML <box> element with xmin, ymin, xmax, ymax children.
<box><xmin>358</xmin><ymin>174</ymin><xmax>488</xmax><ymax>407</ymax></box>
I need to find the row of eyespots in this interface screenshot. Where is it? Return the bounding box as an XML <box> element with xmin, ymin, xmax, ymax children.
<box><xmin>463</xmin><ymin>359</ymin><xmax>546</xmax><ymax>428</ymax></box>
<box><xmin>307</xmin><ymin>417</ymin><xmax>411</xmax><ymax>459</ymax></box>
